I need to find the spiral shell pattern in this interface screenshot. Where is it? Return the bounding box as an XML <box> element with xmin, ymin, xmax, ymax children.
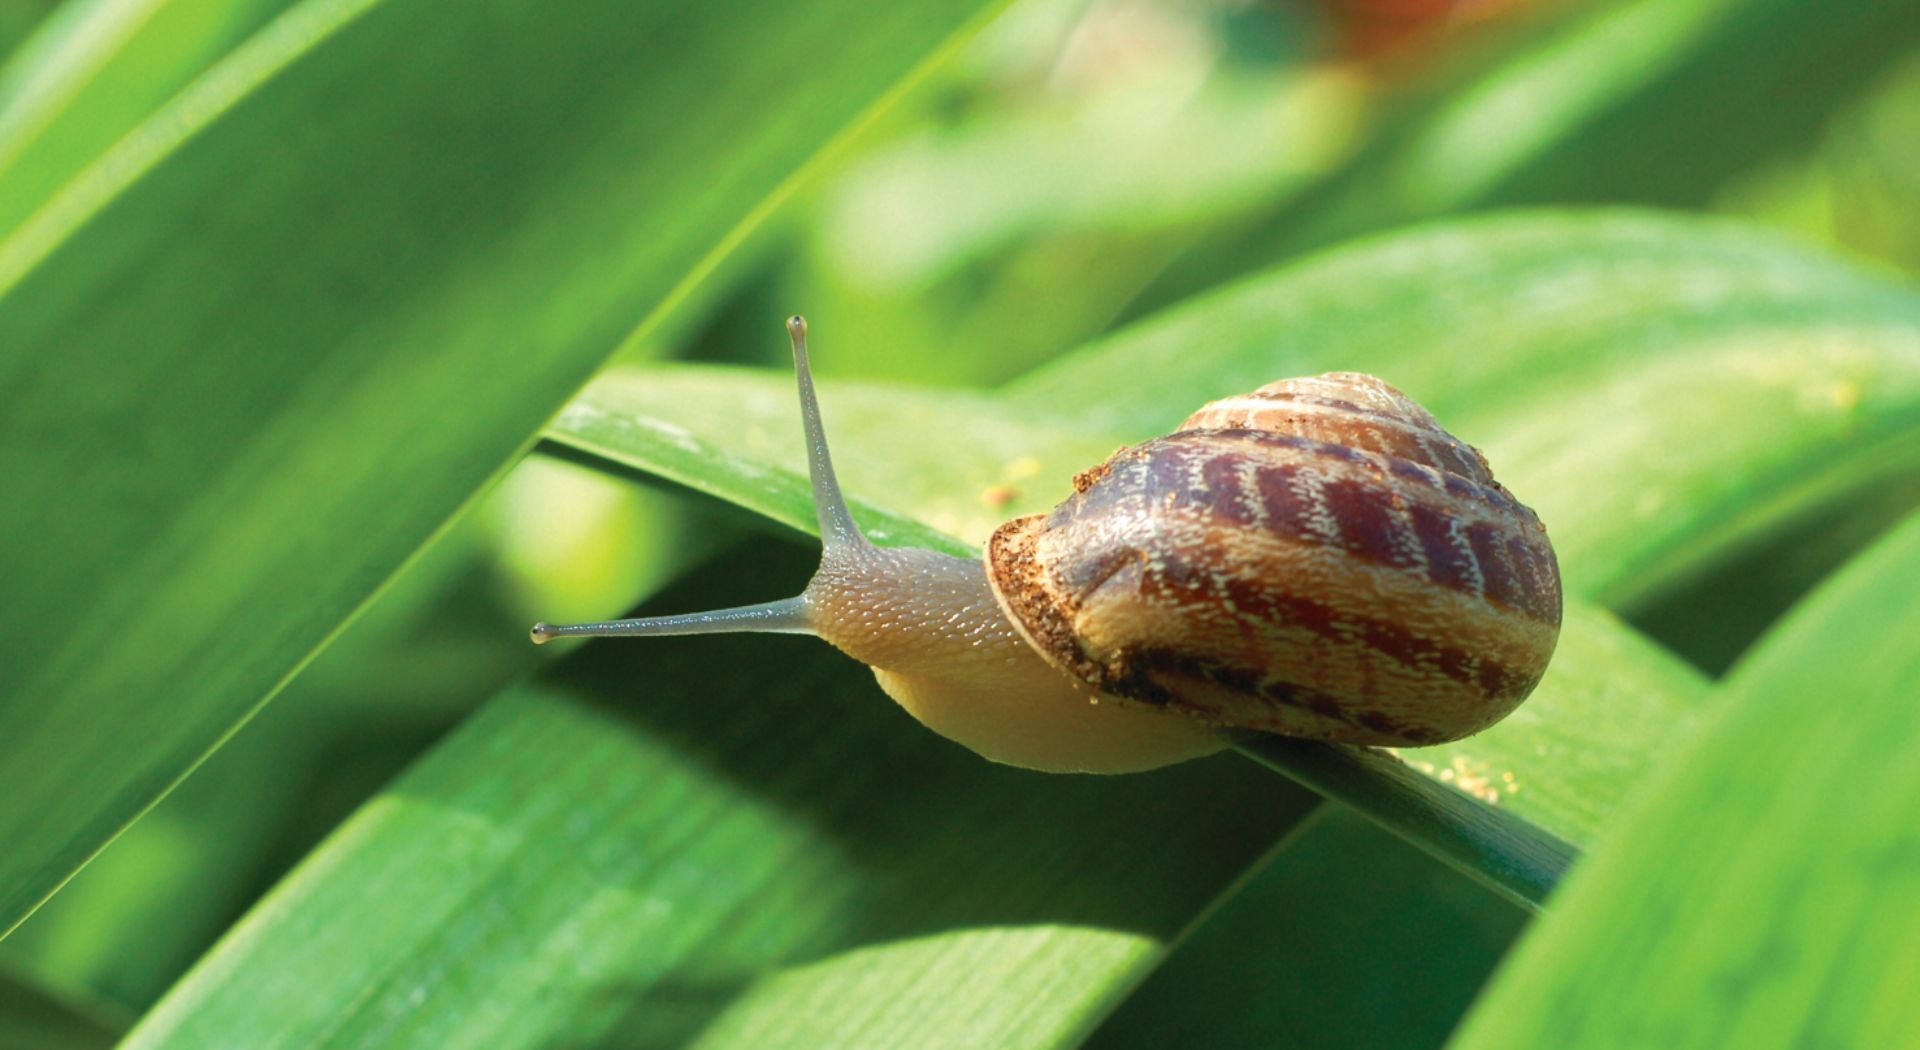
<box><xmin>985</xmin><ymin>373</ymin><xmax>1561</xmax><ymax>747</ymax></box>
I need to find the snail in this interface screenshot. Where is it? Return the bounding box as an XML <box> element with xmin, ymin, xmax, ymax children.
<box><xmin>533</xmin><ymin>317</ymin><xmax>1561</xmax><ymax>774</ymax></box>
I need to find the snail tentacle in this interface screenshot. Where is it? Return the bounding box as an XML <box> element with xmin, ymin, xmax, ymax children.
<box><xmin>530</xmin><ymin>316</ymin><xmax>853</xmax><ymax>645</ymax></box>
<box><xmin>787</xmin><ymin>314</ymin><xmax>871</xmax><ymax>557</ymax></box>
<box><xmin>530</xmin><ymin>596</ymin><xmax>811</xmax><ymax>644</ymax></box>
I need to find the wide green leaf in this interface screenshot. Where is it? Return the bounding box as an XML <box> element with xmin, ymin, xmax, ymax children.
<box><xmin>123</xmin><ymin>544</ymin><xmax>1317</xmax><ymax>1049</ymax></box>
<box><xmin>537</xmin><ymin>209</ymin><xmax>1920</xmax><ymax>900</ymax></box>
<box><xmin>0</xmin><ymin>0</ymin><xmax>1001</xmax><ymax>936</ymax></box>
<box><xmin>0</xmin><ymin>4</ymin><xmax>57</xmax><ymax>62</ymax></box>
<box><xmin>1451</xmin><ymin>507</ymin><xmax>1920</xmax><ymax>1048</ymax></box>
<box><xmin>1088</xmin><ymin>807</ymin><xmax>1526</xmax><ymax>1050</ymax></box>
<box><xmin>0</xmin><ymin>958</ymin><xmax>121</xmax><ymax>1050</ymax></box>
<box><xmin>0</xmin><ymin>0</ymin><xmax>297</xmax><ymax>238</ymax></box>
<box><xmin>0</xmin><ymin>452</ymin><xmax>726</xmax><ymax>1013</ymax></box>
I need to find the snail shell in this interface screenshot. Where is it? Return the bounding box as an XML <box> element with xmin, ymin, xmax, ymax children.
<box><xmin>987</xmin><ymin>373</ymin><xmax>1561</xmax><ymax>747</ymax></box>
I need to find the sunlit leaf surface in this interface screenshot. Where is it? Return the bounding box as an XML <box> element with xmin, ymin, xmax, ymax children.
<box><xmin>0</xmin><ymin>0</ymin><xmax>298</xmax><ymax>238</ymax></box>
<box><xmin>0</xmin><ymin>0</ymin><xmax>1002</xmax><ymax>934</ymax></box>
<box><xmin>1451</xmin><ymin>509</ymin><xmax>1920</xmax><ymax>1049</ymax></box>
<box><xmin>124</xmin><ymin>546</ymin><xmax>1317</xmax><ymax>1049</ymax></box>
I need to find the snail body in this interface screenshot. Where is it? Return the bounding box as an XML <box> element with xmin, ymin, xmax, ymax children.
<box><xmin>533</xmin><ymin>318</ymin><xmax>1561</xmax><ymax>774</ymax></box>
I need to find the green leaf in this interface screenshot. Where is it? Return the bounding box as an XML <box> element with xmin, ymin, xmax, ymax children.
<box><xmin>0</xmin><ymin>0</ymin><xmax>298</xmax><ymax>238</ymax></box>
<box><xmin>1238</xmin><ymin>736</ymin><xmax>1571</xmax><ymax>911</ymax></box>
<box><xmin>1449</xmin><ymin>507</ymin><xmax>1920</xmax><ymax>1049</ymax></box>
<box><xmin>0</xmin><ymin>2</ymin><xmax>58</xmax><ymax>68</ymax></box>
<box><xmin>1088</xmin><ymin>807</ymin><xmax>1526</xmax><ymax>1050</ymax></box>
<box><xmin>1</xmin><ymin>451</ymin><xmax>725</xmax><ymax>1013</ymax></box>
<box><xmin>1243</xmin><ymin>599</ymin><xmax>1704</xmax><ymax>907</ymax></box>
<box><xmin>123</xmin><ymin>545</ymin><xmax>1318</xmax><ymax>1049</ymax></box>
<box><xmin>548</xmin><ymin>363</ymin><xmax>1132</xmax><ymax>552</ymax></box>
<box><xmin>0</xmin><ymin>958</ymin><xmax>122</xmax><ymax>1050</ymax></box>
<box><xmin>0</xmin><ymin>0</ymin><xmax>1002</xmax><ymax>935</ymax></box>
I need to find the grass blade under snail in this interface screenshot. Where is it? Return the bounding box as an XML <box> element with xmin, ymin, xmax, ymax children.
<box><xmin>119</xmin><ymin>542</ymin><xmax>1316</xmax><ymax>1049</ymax></box>
<box><xmin>1085</xmin><ymin>807</ymin><xmax>1529</xmax><ymax>1050</ymax></box>
<box><xmin>1235</xmin><ymin>738</ymin><xmax>1575</xmax><ymax>911</ymax></box>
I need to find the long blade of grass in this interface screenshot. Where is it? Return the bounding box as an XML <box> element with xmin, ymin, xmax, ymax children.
<box><xmin>0</xmin><ymin>958</ymin><xmax>122</xmax><ymax>1050</ymax></box>
<box><xmin>1449</xmin><ymin>508</ymin><xmax>1920</xmax><ymax>1048</ymax></box>
<box><xmin>0</xmin><ymin>0</ymin><xmax>298</xmax><ymax>238</ymax></box>
<box><xmin>0</xmin><ymin>0</ymin><xmax>1002</xmax><ymax>936</ymax></box>
<box><xmin>123</xmin><ymin>545</ymin><xmax>1319</xmax><ymax>1049</ymax></box>
<box><xmin>1086</xmin><ymin>807</ymin><xmax>1527</xmax><ymax>1050</ymax></box>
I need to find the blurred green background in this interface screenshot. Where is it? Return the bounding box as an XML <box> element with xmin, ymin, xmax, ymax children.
<box><xmin>1</xmin><ymin>0</ymin><xmax>1917</xmax><ymax>1046</ymax></box>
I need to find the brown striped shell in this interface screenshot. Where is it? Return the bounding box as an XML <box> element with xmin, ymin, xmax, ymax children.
<box><xmin>985</xmin><ymin>373</ymin><xmax>1561</xmax><ymax>747</ymax></box>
